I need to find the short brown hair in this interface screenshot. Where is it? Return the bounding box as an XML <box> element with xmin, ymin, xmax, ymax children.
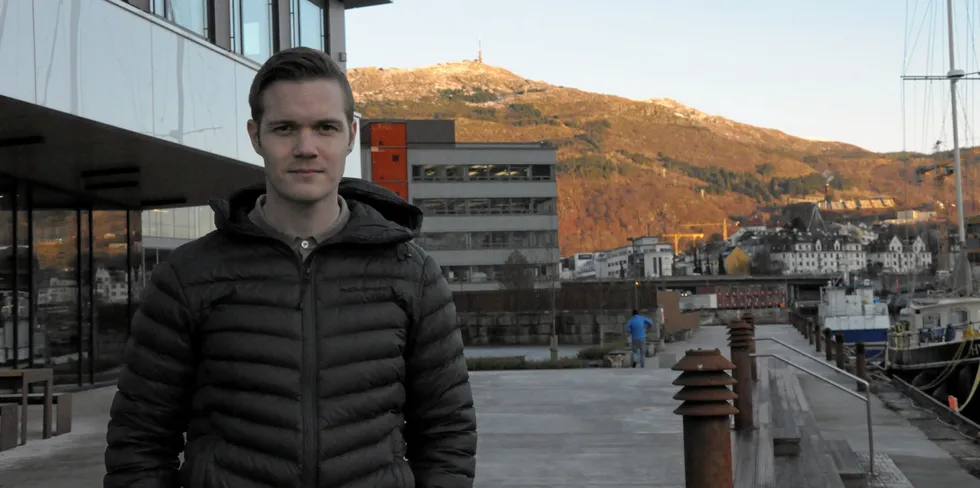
<box><xmin>248</xmin><ymin>47</ymin><xmax>355</xmax><ymax>126</ymax></box>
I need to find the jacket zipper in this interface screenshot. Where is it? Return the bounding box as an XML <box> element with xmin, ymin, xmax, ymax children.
<box><xmin>300</xmin><ymin>260</ymin><xmax>318</xmax><ymax>488</ymax></box>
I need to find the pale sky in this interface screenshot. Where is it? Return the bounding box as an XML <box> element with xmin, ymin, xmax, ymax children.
<box><xmin>347</xmin><ymin>0</ymin><xmax>980</xmax><ymax>155</ymax></box>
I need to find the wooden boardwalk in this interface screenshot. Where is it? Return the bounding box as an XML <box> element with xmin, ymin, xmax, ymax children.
<box><xmin>733</xmin><ymin>357</ymin><xmax>886</xmax><ymax>488</ymax></box>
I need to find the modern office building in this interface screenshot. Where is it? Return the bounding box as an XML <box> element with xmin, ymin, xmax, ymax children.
<box><xmin>359</xmin><ymin>119</ymin><xmax>561</xmax><ymax>291</ymax></box>
<box><xmin>0</xmin><ymin>0</ymin><xmax>386</xmax><ymax>386</ymax></box>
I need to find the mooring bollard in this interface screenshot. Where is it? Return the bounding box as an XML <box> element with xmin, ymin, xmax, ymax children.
<box><xmin>824</xmin><ymin>328</ymin><xmax>833</xmax><ymax>362</ymax></box>
<box><xmin>806</xmin><ymin>318</ymin><xmax>814</xmax><ymax>343</ymax></box>
<box><xmin>672</xmin><ymin>349</ymin><xmax>738</xmax><ymax>488</ymax></box>
<box><xmin>741</xmin><ymin>312</ymin><xmax>758</xmax><ymax>381</ymax></box>
<box><xmin>835</xmin><ymin>333</ymin><xmax>845</xmax><ymax>369</ymax></box>
<box><xmin>814</xmin><ymin>322</ymin><xmax>822</xmax><ymax>353</ymax></box>
<box><xmin>728</xmin><ymin>321</ymin><xmax>754</xmax><ymax>431</ymax></box>
<box><xmin>855</xmin><ymin>342</ymin><xmax>868</xmax><ymax>392</ymax></box>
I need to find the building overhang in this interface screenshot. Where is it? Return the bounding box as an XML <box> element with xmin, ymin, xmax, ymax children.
<box><xmin>0</xmin><ymin>94</ymin><xmax>264</xmax><ymax>210</ymax></box>
<box><xmin>342</xmin><ymin>0</ymin><xmax>392</xmax><ymax>9</ymax></box>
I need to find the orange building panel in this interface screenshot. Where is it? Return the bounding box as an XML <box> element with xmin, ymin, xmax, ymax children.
<box><xmin>369</xmin><ymin>122</ymin><xmax>407</xmax><ymax>148</ymax></box>
<box><xmin>376</xmin><ymin>181</ymin><xmax>409</xmax><ymax>201</ymax></box>
<box><xmin>370</xmin><ymin>148</ymin><xmax>408</xmax><ymax>181</ymax></box>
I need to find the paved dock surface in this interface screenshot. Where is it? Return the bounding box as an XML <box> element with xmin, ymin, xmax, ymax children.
<box><xmin>2</xmin><ymin>324</ymin><xmax>980</xmax><ymax>487</ymax></box>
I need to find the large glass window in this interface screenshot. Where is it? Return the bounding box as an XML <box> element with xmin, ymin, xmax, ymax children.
<box><xmin>0</xmin><ymin>179</ymin><xmax>137</xmax><ymax>386</ymax></box>
<box><xmin>291</xmin><ymin>0</ymin><xmax>324</xmax><ymax>50</ymax></box>
<box><xmin>232</xmin><ymin>0</ymin><xmax>274</xmax><ymax>64</ymax></box>
<box><xmin>153</xmin><ymin>0</ymin><xmax>209</xmax><ymax>37</ymax></box>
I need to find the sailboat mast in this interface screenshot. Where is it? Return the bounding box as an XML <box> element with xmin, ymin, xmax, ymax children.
<box><xmin>945</xmin><ymin>0</ymin><xmax>972</xmax><ymax>295</ymax></box>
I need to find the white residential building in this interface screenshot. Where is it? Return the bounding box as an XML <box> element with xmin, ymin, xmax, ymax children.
<box><xmin>867</xmin><ymin>234</ymin><xmax>932</xmax><ymax>274</ymax></box>
<box><xmin>770</xmin><ymin>236</ymin><xmax>866</xmax><ymax>275</ymax></box>
<box><xmin>590</xmin><ymin>236</ymin><xmax>675</xmax><ymax>279</ymax></box>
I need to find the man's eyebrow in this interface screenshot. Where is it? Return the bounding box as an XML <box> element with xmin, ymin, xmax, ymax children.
<box><xmin>265</xmin><ymin>118</ymin><xmax>345</xmax><ymax>126</ymax></box>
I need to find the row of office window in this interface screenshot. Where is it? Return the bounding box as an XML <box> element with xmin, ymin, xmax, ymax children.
<box><xmin>411</xmin><ymin>164</ymin><xmax>555</xmax><ymax>182</ymax></box>
<box><xmin>414</xmin><ymin>197</ymin><xmax>557</xmax><ymax>216</ymax></box>
<box><xmin>140</xmin><ymin>0</ymin><xmax>327</xmax><ymax>64</ymax></box>
<box><xmin>443</xmin><ymin>264</ymin><xmax>559</xmax><ymax>284</ymax></box>
<box><xmin>416</xmin><ymin>230</ymin><xmax>558</xmax><ymax>251</ymax></box>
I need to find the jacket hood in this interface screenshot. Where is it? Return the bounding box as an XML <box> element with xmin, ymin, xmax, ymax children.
<box><xmin>209</xmin><ymin>178</ymin><xmax>422</xmax><ymax>245</ymax></box>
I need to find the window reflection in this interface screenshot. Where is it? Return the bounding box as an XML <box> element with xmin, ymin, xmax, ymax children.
<box><xmin>291</xmin><ymin>0</ymin><xmax>324</xmax><ymax>50</ymax></box>
<box><xmin>0</xmin><ymin>182</ymin><xmax>137</xmax><ymax>385</ymax></box>
<box><xmin>153</xmin><ymin>0</ymin><xmax>209</xmax><ymax>37</ymax></box>
<box><xmin>142</xmin><ymin>205</ymin><xmax>216</xmax><ymax>240</ymax></box>
<box><xmin>232</xmin><ymin>0</ymin><xmax>274</xmax><ymax>64</ymax></box>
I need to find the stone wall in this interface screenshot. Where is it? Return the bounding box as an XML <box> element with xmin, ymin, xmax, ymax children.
<box><xmin>460</xmin><ymin>310</ymin><xmax>640</xmax><ymax>346</ymax></box>
<box><xmin>700</xmin><ymin>307</ymin><xmax>789</xmax><ymax>325</ymax></box>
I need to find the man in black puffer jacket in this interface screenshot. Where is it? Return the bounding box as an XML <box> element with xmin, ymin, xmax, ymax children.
<box><xmin>104</xmin><ymin>47</ymin><xmax>476</xmax><ymax>488</ymax></box>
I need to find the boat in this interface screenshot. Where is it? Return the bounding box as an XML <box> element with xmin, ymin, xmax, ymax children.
<box><xmin>885</xmin><ymin>296</ymin><xmax>980</xmax><ymax>371</ymax></box>
<box><xmin>818</xmin><ymin>277</ymin><xmax>890</xmax><ymax>345</ymax></box>
<box><xmin>885</xmin><ymin>0</ymin><xmax>980</xmax><ymax>376</ymax></box>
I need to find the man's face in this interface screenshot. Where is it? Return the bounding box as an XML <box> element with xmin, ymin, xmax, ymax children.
<box><xmin>247</xmin><ymin>79</ymin><xmax>355</xmax><ymax>205</ymax></box>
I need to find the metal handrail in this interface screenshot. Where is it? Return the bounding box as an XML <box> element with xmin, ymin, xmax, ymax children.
<box><xmin>753</xmin><ymin>337</ymin><xmax>875</xmax><ymax>477</ymax></box>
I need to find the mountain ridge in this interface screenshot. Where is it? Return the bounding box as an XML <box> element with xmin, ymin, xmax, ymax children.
<box><xmin>349</xmin><ymin>60</ymin><xmax>975</xmax><ymax>254</ymax></box>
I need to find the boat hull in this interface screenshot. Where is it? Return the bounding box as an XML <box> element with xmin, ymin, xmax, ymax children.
<box><xmin>831</xmin><ymin>328</ymin><xmax>888</xmax><ymax>344</ymax></box>
<box><xmin>887</xmin><ymin>338</ymin><xmax>980</xmax><ymax>371</ymax></box>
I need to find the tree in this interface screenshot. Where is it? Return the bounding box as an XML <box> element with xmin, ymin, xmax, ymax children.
<box><xmin>750</xmin><ymin>249</ymin><xmax>782</xmax><ymax>276</ymax></box>
<box><xmin>499</xmin><ymin>250</ymin><xmax>535</xmax><ymax>290</ymax></box>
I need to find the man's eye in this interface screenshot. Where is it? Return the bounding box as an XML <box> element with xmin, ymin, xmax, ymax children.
<box><xmin>272</xmin><ymin>126</ymin><xmax>291</xmax><ymax>133</ymax></box>
<box><xmin>318</xmin><ymin>125</ymin><xmax>338</xmax><ymax>132</ymax></box>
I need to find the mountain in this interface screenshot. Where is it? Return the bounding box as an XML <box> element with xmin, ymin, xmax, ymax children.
<box><xmin>349</xmin><ymin>61</ymin><xmax>978</xmax><ymax>254</ymax></box>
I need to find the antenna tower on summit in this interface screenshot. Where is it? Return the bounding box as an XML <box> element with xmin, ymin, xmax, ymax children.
<box><xmin>477</xmin><ymin>39</ymin><xmax>483</xmax><ymax>63</ymax></box>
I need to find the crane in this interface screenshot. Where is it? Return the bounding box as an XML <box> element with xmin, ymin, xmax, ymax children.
<box><xmin>679</xmin><ymin>219</ymin><xmax>736</xmax><ymax>240</ymax></box>
<box><xmin>663</xmin><ymin>233</ymin><xmax>704</xmax><ymax>253</ymax></box>
<box><xmin>914</xmin><ymin>140</ymin><xmax>955</xmax><ymax>186</ymax></box>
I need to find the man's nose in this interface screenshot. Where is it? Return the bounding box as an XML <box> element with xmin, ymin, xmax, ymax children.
<box><xmin>293</xmin><ymin>129</ymin><xmax>317</xmax><ymax>157</ymax></box>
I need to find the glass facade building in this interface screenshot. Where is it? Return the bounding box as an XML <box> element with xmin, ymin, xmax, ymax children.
<box><xmin>0</xmin><ymin>178</ymin><xmax>141</xmax><ymax>386</ymax></box>
<box><xmin>0</xmin><ymin>0</ymin><xmax>388</xmax><ymax>388</ymax></box>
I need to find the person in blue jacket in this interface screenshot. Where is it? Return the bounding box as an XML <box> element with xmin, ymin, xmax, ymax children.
<box><xmin>626</xmin><ymin>309</ymin><xmax>654</xmax><ymax>368</ymax></box>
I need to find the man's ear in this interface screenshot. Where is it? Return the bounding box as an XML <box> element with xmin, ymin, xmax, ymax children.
<box><xmin>347</xmin><ymin>119</ymin><xmax>358</xmax><ymax>153</ymax></box>
<box><xmin>247</xmin><ymin>119</ymin><xmax>262</xmax><ymax>154</ymax></box>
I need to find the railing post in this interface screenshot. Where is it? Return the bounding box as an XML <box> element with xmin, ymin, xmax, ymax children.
<box><xmin>814</xmin><ymin>322</ymin><xmax>822</xmax><ymax>353</ymax></box>
<box><xmin>741</xmin><ymin>312</ymin><xmax>758</xmax><ymax>381</ymax></box>
<box><xmin>835</xmin><ymin>333</ymin><xmax>845</xmax><ymax>369</ymax></box>
<box><xmin>728</xmin><ymin>321</ymin><xmax>754</xmax><ymax>431</ymax></box>
<box><xmin>855</xmin><ymin>342</ymin><xmax>868</xmax><ymax>392</ymax></box>
<box><xmin>806</xmin><ymin>318</ymin><xmax>814</xmax><ymax>343</ymax></box>
<box><xmin>672</xmin><ymin>349</ymin><xmax>737</xmax><ymax>488</ymax></box>
<box><xmin>824</xmin><ymin>328</ymin><xmax>833</xmax><ymax>361</ymax></box>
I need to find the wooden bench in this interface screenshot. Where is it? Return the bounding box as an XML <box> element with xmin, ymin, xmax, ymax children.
<box><xmin>825</xmin><ymin>439</ymin><xmax>867</xmax><ymax>488</ymax></box>
<box><xmin>0</xmin><ymin>392</ymin><xmax>72</xmax><ymax>436</ymax></box>
<box><xmin>733</xmin><ymin>358</ymin><xmax>775</xmax><ymax>488</ymax></box>
<box><xmin>0</xmin><ymin>403</ymin><xmax>18</xmax><ymax>451</ymax></box>
<box><xmin>771</xmin><ymin>361</ymin><xmax>851</xmax><ymax>488</ymax></box>
<box><xmin>769</xmin><ymin>365</ymin><xmax>802</xmax><ymax>457</ymax></box>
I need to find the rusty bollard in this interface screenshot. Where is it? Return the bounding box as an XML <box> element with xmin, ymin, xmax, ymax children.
<box><xmin>741</xmin><ymin>312</ymin><xmax>758</xmax><ymax>381</ymax></box>
<box><xmin>824</xmin><ymin>328</ymin><xmax>833</xmax><ymax>361</ymax></box>
<box><xmin>855</xmin><ymin>342</ymin><xmax>868</xmax><ymax>392</ymax></box>
<box><xmin>728</xmin><ymin>321</ymin><xmax>754</xmax><ymax>431</ymax></box>
<box><xmin>673</xmin><ymin>349</ymin><xmax>738</xmax><ymax>488</ymax></box>
<box><xmin>834</xmin><ymin>333</ymin><xmax>845</xmax><ymax>369</ymax></box>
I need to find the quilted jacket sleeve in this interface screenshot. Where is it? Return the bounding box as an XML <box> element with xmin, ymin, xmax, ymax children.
<box><xmin>404</xmin><ymin>254</ymin><xmax>478</xmax><ymax>488</ymax></box>
<box><xmin>104</xmin><ymin>262</ymin><xmax>197</xmax><ymax>488</ymax></box>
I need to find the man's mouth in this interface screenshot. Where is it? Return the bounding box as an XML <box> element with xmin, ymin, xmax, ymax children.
<box><xmin>288</xmin><ymin>169</ymin><xmax>324</xmax><ymax>174</ymax></box>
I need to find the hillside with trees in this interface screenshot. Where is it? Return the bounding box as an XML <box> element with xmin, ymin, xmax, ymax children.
<box><xmin>350</xmin><ymin>60</ymin><xmax>980</xmax><ymax>254</ymax></box>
